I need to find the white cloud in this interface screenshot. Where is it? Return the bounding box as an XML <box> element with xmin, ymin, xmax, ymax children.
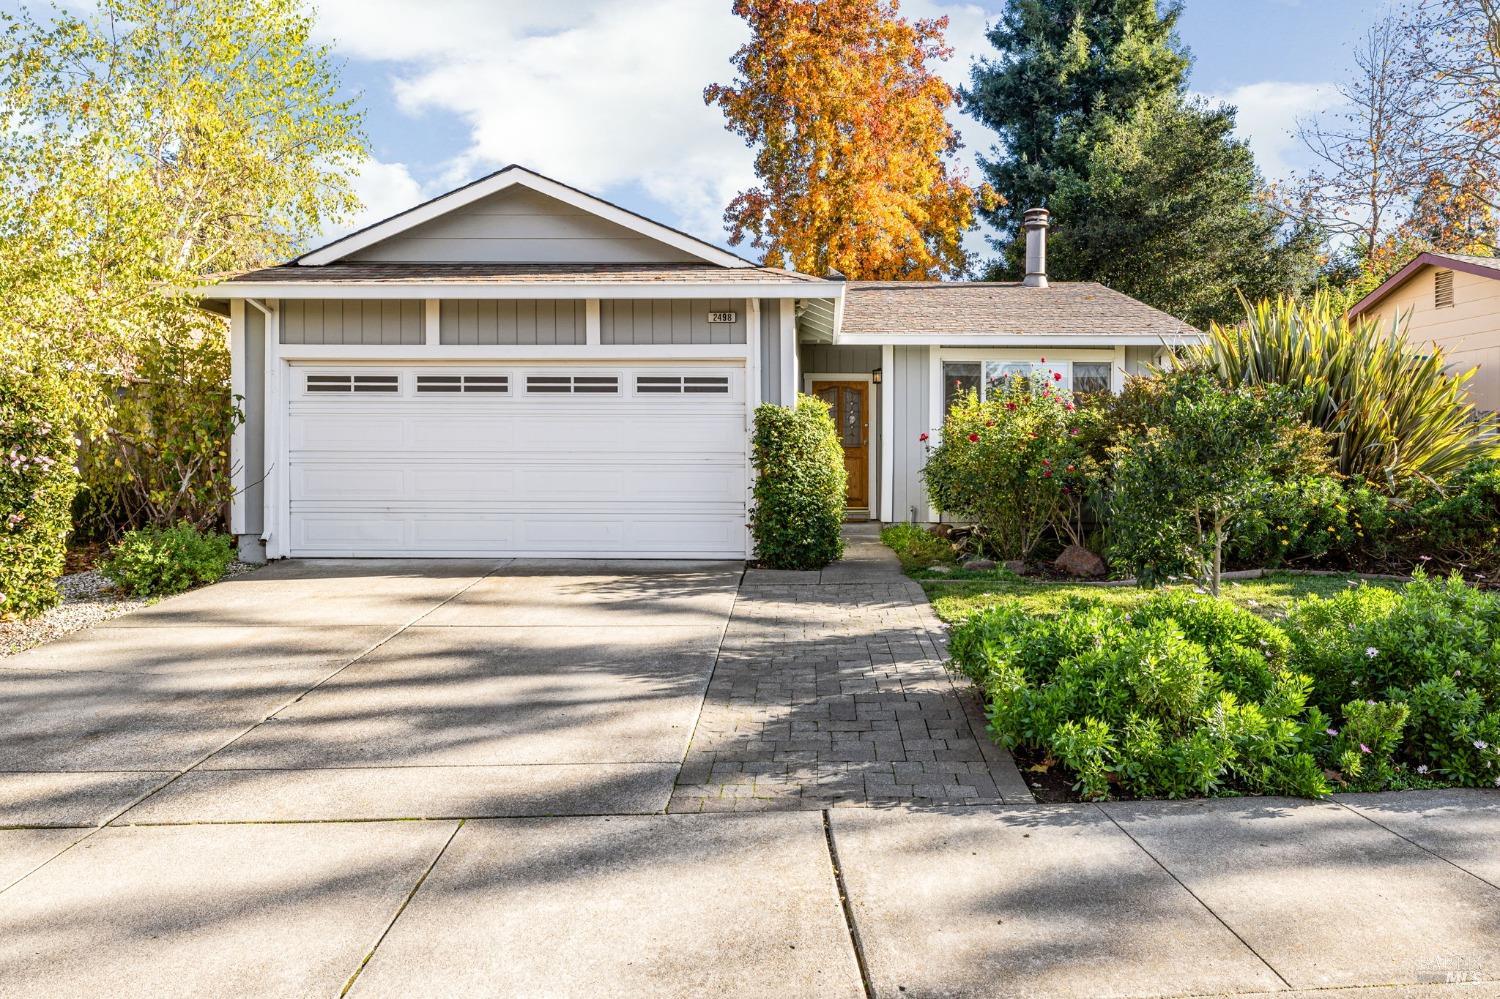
<box><xmin>312</xmin><ymin>0</ymin><xmax>1008</xmax><ymax>253</ymax></box>
<box><xmin>323</xmin><ymin>156</ymin><xmax>429</xmax><ymax>240</ymax></box>
<box><xmin>1198</xmin><ymin>80</ymin><xmax>1335</xmax><ymax>183</ymax></box>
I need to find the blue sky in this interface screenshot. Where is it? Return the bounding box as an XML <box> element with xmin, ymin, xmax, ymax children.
<box><xmin>311</xmin><ymin>0</ymin><xmax>1389</xmax><ymax>257</ymax></box>
<box><xmin>12</xmin><ymin>0</ymin><xmax>1392</xmax><ymax>256</ymax></box>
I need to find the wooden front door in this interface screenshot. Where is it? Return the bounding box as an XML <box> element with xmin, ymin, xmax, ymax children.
<box><xmin>812</xmin><ymin>380</ymin><xmax>870</xmax><ymax>511</ymax></box>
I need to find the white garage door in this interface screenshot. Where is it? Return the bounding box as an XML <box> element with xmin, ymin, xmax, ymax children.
<box><xmin>286</xmin><ymin>363</ymin><xmax>748</xmax><ymax>558</ymax></box>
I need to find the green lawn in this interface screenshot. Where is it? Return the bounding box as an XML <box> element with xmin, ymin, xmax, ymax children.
<box><xmin>924</xmin><ymin>572</ymin><xmax>1401</xmax><ymax>624</ymax></box>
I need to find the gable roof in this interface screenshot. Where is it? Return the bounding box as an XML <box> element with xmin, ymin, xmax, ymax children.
<box><xmin>1350</xmin><ymin>251</ymin><xmax>1500</xmax><ymax>317</ymax></box>
<box><xmin>835</xmin><ymin>281</ymin><xmax>1202</xmax><ymax>345</ymax></box>
<box><xmin>296</xmin><ymin>164</ymin><xmax>755</xmax><ymax>270</ymax></box>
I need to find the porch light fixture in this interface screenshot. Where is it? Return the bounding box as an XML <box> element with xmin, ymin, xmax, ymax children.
<box><xmin>872</xmin><ymin>368</ymin><xmax>883</xmax><ymax>384</ymax></box>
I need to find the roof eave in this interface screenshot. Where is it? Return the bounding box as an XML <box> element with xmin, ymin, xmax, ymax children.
<box><xmin>190</xmin><ymin>280</ymin><xmax>845</xmax><ymax>300</ymax></box>
<box><xmin>1349</xmin><ymin>251</ymin><xmax>1500</xmax><ymax>317</ymax></box>
<box><xmin>834</xmin><ymin>331</ymin><xmax>1204</xmax><ymax>346</ymax></box>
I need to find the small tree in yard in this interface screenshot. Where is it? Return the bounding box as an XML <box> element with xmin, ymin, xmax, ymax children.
<box><xmin>750</xmin><ymin>395</ymin><xmax>847</xmax><ymax>569</ymax></box>
<box><xmin>922</xmin><ymin>375</ymin><xmax>1091</xmax><ymax>561</ymax></box>
<box><xmin>1109</xmin><ymin>376</ymin><xmax>1308</xmax><ymax>595</ymax></box>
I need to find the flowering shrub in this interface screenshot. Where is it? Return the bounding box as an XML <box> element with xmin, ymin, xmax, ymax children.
<box><xmin>921</xmin><ymin>373</ymin><xmax>1092</xmax><ymax>561</ymax></box>
<box><xmin>100</xmin><ymin>522</ymin><xmax>235</xmax><ymax>597</ymax></box>
<box><xmin>1392</xmin><ymin>459</ymin><xmax>1500</xmax><ymax>578</ymax></box>
<box><xmin>749</xmin><ymin>395</ymin><xmax>846</xmax><ymax>569</ymax></box>
<box><xmin>0</xmin><ymin>349</ymin><xmax>78</xmax><ymax>618</ymax></box>
<box><xmin>950</xmin><ymin>591</ymin><xmax>1329</xmax><ymax>800</ymax></box>
<box><xmin>1283</xmin><ymin>574</ymin><xmax>1500</xmax><ymax>787</ymax></box>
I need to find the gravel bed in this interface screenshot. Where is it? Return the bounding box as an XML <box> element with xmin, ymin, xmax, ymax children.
<box><xmin>0</xmin><ymin>561</ymin><xmax>261</xmax><ymax>657</ymax></box>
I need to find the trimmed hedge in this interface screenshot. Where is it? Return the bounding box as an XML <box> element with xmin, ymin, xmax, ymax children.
<box><xmin>0</xmin><ymin>351</ymin><xmax>78</xmax><ymax>618</ymax></box>
<box><xmin>750</xmin><ymin>394</ymin><xmax>846</xmax><ymax>569</ymax></box>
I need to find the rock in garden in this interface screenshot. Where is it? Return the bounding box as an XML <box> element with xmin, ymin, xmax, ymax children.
<box><xmin>962</xmin><ymin>558</ymin><xmax>997</xmax><ymax>571</ymax></box>
<box><xmin>1003</xmin><ymin>560</ymin><xmax>1027</xmax><ymax>575</ymax></box>
<box><xmin>1054</xmin><ymin>545</ymin><xmax>1107</xmax><ymax>578</ymax></box>
<box><xmin>930</xmin><ymin>523</ymin><xmax>952</xmax><ymax>539</ymax></box>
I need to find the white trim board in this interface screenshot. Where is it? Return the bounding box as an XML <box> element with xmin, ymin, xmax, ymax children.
<box><xmin>193</xmin><ymin>281</ymin><xmax>839</xmax><ymax>301</ymax></box>
<box><xmin>296</xmin><ymin>165</ymin><xmax>753</xmax><ymax>269</ymax></box>
<box><xmin>835</xmin><ymin>332</ymin><xmax>1203</xmax><ymax>346</ymax></box>
<box><xmin>804</xmin><ymin>372</ymin><xmax>877</xmax><ymax>515</ymax></box>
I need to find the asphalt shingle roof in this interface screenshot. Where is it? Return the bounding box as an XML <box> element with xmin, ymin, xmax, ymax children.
<box><xmin>841</xmin><ymin>280</ymin><xmax>1200</xmax><ymax>338</ymax></box>
<box><xmin>222</xmin><ymin>262</ymin><xmax>822</xmax><ymax>285</ymax></box>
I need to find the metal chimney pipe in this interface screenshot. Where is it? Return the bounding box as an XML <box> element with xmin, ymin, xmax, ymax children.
<box><xmin>1022</xmin><ymin>208</ymin><xmax>1049</xmax><ymax>288</ymax></box>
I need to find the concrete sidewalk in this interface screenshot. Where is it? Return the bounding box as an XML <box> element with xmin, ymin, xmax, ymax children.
<box><xmin>2</xmin><ymin>791</ymin><xmax>1499</xmax><ymax>996</ymax></box>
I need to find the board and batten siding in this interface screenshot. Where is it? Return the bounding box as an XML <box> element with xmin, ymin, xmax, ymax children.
<box><xmin>439</xmin><ymin>300</ymin><xmax>586</xmax><ymax>345</ymax></box>
<box><xmin>241</xmin><ymin>306</ymin><xmax>267</xmax><ymax>536</ymax></box>
<box><xmin>1124</xmin><ymin>345</ymin><xmax>1160</xmax><ymax>376</ymax></box>
<box><xmin>600</xmin><ymin>299</ymin><xmax>747</xmax><ymax>345</ymax></box>
<box><xmin>346</xmin><ymin>186</ymin><xmax>702</xmax><ymax>265</ymax></box>
<box><xmin>890</xmin><ymin>345</ymin><xmax>932</xmax><ymax>522</ymax></box>
<box><xmin>760</xmin><ymin>302</ymin><xmax>783</xmax><ymax>405</ymax></box>
<box><xmin>1362</xmin><ymin>265</ymin><xmax>1500</xmax><ymax>411</ymax></box>
<box><xmin>280</xmin><ymin>299</ymin><xmax>423</xmax><ymax>345</ymax></box>
<box><xmin>798</xmin><ymin>344</ymin><xmax>882</xmax><ymax>375</ymax></box>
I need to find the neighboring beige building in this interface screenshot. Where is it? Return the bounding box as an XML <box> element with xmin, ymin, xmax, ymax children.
<box><xmin>1350</xmin><ymin>252</ymin><xmax>1500</xmax><ymax>412</ymax></box>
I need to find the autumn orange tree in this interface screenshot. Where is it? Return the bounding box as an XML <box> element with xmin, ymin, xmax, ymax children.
<box><xmin>705</xmin><ymin>0</ymin><xmax>992</xmax><ymax>279</ymax></box>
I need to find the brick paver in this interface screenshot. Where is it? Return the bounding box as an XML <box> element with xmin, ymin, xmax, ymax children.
<box><xmin>668</xmin><ymin>531</ymin><xmax>1031</xmax><ymax>812</ymax></box>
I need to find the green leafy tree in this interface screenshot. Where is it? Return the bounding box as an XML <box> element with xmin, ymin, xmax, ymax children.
<box><xmin>963</xmin><ymin>0</ymin><xmax>1318</xmax><ymax>326</ymax></box>
<box><xmin>1108</xmin><ymin>376</ymin><xmax>1314</xmax><ymax>595</ymax></box>
<box><xmin>0</xmin><ymin>0</ymin><xmax>366</xmax><ymax>531</ymax></box>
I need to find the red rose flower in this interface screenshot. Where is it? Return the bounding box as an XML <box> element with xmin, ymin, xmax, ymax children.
<box><xmin>1005</xmin><ymin>402</ymin><xmax>1017</xmax><ymax>411</ymax></box>
<box><xmin>1066</xmin><ymin>464</ymin><xmax>1076</xmax><ymax>472</ymax></box>
<box><xmin>1039</xmin><ymin>356</ymin><xmax>1046</xmax><ymax>362</ymax></box>
<box><xmin>1041</xmin><ymin>459</ymin><xmax>1051</xmax><ymax>466</ymax></box>
<box><xmin>1053</xmin><ymin>371</ymin><xmax>1063</xmax><ymax>382</ymax></box>
<box><xmin>918</xmin><ymin>432</ymin><xmax>929</xmax><ymax>442</ymax></box>
<box><xmin>967</xmin><ymin>432</ymin><xmax>980</xmax><ymax>442</ymax></box>
<box><xmin>1043</xmin><ymin>470</ymin><xmax>1053</xmax><ymax>478</ymax></box>
<box><xmin>985</xmin><ymin>420</ymin><xmax>995</xmax><ymax>427</ymax></box>
<box><xmin>1065</xmin><ymin>403</ymin><xmax>1076</xmax><ymax>412</ymax></box>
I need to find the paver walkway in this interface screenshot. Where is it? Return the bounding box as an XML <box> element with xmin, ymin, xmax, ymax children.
<box><xmin>669</xmin><ymin>525</ymin><xmax>1031</xmax><ymax>811</ymax></box>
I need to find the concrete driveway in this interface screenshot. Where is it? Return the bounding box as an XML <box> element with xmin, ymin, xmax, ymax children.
<box><xmin>0</xmin><ymin>558</ymin><xmax>739</xmax><ymax>825</ymax></box>
<box><xmin>4</xmin><ymin>557</ymin><xmax>1500</xmax><ymax>997</ymax></box>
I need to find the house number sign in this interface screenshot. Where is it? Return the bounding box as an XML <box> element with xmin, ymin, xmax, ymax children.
<box><xmin>707</xmin><ymin>311</ymin><xmax>738</xmax><ymax>324</ymax></box>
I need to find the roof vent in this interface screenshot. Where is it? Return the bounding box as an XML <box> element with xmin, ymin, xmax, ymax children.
<box><xmin>1435</xmin><ymin>269</ymin><xmax>1454</xmax><ymax>308</ymax></box>
<box><xmin>1023</xmin><ymin>208</ymin><xmax>1049</xmax><ymax>288</ymax></box>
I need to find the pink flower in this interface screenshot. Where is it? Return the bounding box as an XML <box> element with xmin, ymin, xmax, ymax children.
<box><xmin>1042</xmin><ymin>470</ymin><xmax>1053</xmax><ymax>478</ymax></box>
<box><xmin>1065</xmin><ymin>403</ymin><xmax>1076</xmax><ymax>412</ymax></box>
<box><xmin>1360</xmin><ymin>743</ymin><xmax>1372</xmax><ymax>754</ymax></box>
<box><xmin>1069</xmin><ymin>428</ymin><xmax>1079</xmax><ymax>437</ymax></box>
<box><xmin>1326</xmin><ymin>728</ymin><xmax>1339</xmax><ymax>737</ymax></box>
<box><xmin>918</xmin><ymin>432</ymin><xmax>929</xmax><ymax>442</ymax></box>
<box><xmin>1005</xmin><ymin>402</ymin><xmax>1016</xmax><ymax>411</ymax></box>
<box><xmin>985</xmin><ymin>420</ymin><xmax>995</xmax><ymax>427</ymax></box>
<box><xmin>1041</xmin><ymin>458</ymin><xmax>1051</xmax><ymax>466</ymax></box>
<box><xmin>1066</xmin><ymin>464</ymin><xmax>1075</xmax><ymax>472</ymax></box>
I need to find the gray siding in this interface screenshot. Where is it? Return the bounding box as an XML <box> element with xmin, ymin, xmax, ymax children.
<box><xmin>242</xmin><ymin>306</ymin><xmax>267</xmax><ymax>536</ymax></box>
<box><xmin>759</xmin><ymin>301</ymin><xmax>783</xmax><ymax>405</ymax></box>
<box><xmin>891</xmin><ymin>345</ymin><xmax>932</xmax><ymax>522</ymax></box>
<box><xmin>439</xmin><ymin>300</ymin><xmax>585</xmax><ymax>345</ymax></box>
<box><xmin>799</xmin><ymin>344</ymin><xmax>881</xmax><ymax>375</ymax></box>
<box><xmin>1124</xmin><ymin>345</ymin><xmax>1160</xmax><ymax>376</ymax></box>
<box><xmin>600</xmin><ymin>298</ymin><xmax>746</xmax><ymax>345</ymax></box>
<box><xmin>280</xmin><ymin>299</ymin><xmax>423</xmax><ymax>345</ymax></box>
<box><xmin>348</xmin><ymin>186</ymin><xmax>702</xmax><ymax>264</ymax></box>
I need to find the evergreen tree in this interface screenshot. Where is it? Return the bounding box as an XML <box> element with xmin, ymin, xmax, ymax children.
<box><xmin>963</xmin><ymin>0</ymin><xmax>1318</xmax><ymax>326</ymax></box>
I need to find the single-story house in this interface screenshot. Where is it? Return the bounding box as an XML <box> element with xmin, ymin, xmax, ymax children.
<box><xmin>195</xmin><ymin>166</ymin><xmax>1201</xmax><ymax>561</ymax></box>
<box><xmin>1349</xmin><ymin>251</ymin><xmax>1500</xmax><ymax>412</ymax></box>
